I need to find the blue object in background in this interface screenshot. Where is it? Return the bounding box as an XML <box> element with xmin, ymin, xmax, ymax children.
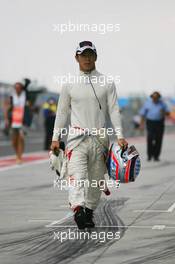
<box><xmin>170</xmin><ymin>98</ymin><xmax>175</xmax><ymax>105</ymax></box>
<box><xmin>118</xmin><ymin>97</ymin><xmax>129</xmax><ymax>108</ymax></box>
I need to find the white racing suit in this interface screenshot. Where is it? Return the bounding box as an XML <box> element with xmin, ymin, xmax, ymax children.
<box><xmin>52</xmin><ymin>69</ymin><xmax>124</xmax><ymax>210</ymax></box>
<box><xmin>67</xmin><ymin>133</ymin><xmax>109</xmax><ymax>210</ymax></box>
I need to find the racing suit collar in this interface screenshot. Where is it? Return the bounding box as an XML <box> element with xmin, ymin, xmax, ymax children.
<box><xmin>79</xmin><ymin>69</ymin><xmax>98</xmax><ymax>76</ymax></box>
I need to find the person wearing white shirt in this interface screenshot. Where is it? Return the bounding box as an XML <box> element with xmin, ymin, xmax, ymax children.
<box><xmin>4</xmin><ymin>82</ymin><xmax>26</xmax><ymax>164</ymax></box>
<box><xmin>51</xmin><ymin>41</ymin><xmax>128</xmax><ymax>229</ymax></box>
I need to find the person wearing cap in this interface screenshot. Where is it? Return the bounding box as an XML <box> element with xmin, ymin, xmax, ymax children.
<box><xmin>139</xmin><ymin>91</ymin><xmax>170</xmax><ymax>161</ymax></box>
<box><xmin>51</xmin><ymin>41</ymin><xmax>128</xmax><ymax>229</ymax></box>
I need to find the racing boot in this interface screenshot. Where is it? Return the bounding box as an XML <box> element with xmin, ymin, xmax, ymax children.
<box><xmin>74</xmin><ymin>206</ymin><xmax>86</xmax><ymax>230</ymax></box>
<box><xmin>85</xmin><ymin>207</ymin><xmax>95</xmax><ymax>228</ymax></box>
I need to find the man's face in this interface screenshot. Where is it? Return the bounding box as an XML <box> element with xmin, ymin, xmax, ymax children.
<box><xmin>48</xmin><ymin>99</ymin><xmax>55</xmax><ymax>105</ymax></box>
<box><xmin>15</xmin><ymin>83</ymin><xmax>23</xmax><ymax>95</ymax></box>
<box><xmin>75</xmin><ymin>49</ymin><xmax>96</xmax><ymax>72</ymax></box>
<box><xmin>152</xmin><ymin>93</ymin><xmax>160</xmax><ymax>103</ymax></box>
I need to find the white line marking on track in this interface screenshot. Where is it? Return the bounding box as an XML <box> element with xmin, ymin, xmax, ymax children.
<box><xmin>152</xmin><ymin>225</ymin><xmax>166</xmax><ymax>230</ymax></box>
<box><xmin>167</xmin><ymin>202</ymin><xmax>175</xmax><ymax>212</ymax></box>
<box><xmin>28</xmin><ymin>219</ymin><xmax>56</xmax><ymax>222</ymax></box>
<box><xmin>59</xmin><ymin>205</ymin><xmax>68</xmax><ymax>208</ymax></box>
<box><xmin>0</xmin><ymin>159</ymin><xmax>48</xmax><ymax>172</ymax></box>
<box><xmin>28</xmin><ymin>219</ymin><xmax>175</xmax><ymax>230</ymax></box>
<box><xmin>45</xmin><ymin>212</ymin><xmax>73</xmax><ymax>228</ymax></box>
<box><xmin>134</xmin><ymin>202</ymin><xmax>175</xmax><ymax>214</ymax></box>
<box><xmin>46</xmin><ymin>224</ymin><xmax>175</xmax><ymax>230</ymax></box>
<box><xmin>134</xmin><ymin>210</ymin><xmax>168</xmax><ymax>213</ymax></box>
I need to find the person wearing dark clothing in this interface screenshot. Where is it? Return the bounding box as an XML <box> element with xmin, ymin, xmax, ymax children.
<box><xmin>139</xmin><ymin>92</ymin><xmax>170</xmax><ymax>161</ymax></box>
<box><xmin>43</xmin><ymin>98</ymin><xmax>57</xmax><ymax>150</ymax></box>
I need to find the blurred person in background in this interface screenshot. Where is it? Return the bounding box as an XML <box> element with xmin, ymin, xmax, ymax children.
<box><xmin>3</xmin><ymin>95</ymin><xmax>13</xmax><ymax>136</ymax></box>
<box><xmin>4</xmin><ymin>82</ymin><xmax>26</xmax><ymax>164</ymax></box>
<box><xmin>133</xmin><ymin>114</ymin><xmax>141</xmax><ymax>129</ymax></box>
<box><xmin>139</xmin><ymin>91</ymin><xmax>170</xmax><ymax>161</ymax></box>
<box><xmin>22</xmin><ymin>78</ymin><xmax>33</xmax><ymax>128</ymax></box>
<box><xmin>43</xmin><ymin>97</ymin><xmax>57</xmax><ymax>150</ymax></box>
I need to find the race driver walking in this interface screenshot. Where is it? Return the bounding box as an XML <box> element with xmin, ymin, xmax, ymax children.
<box><xmin>51</xmin><ymin>41</ymin><xmax>128</xmax><ymax>229</ymax></box>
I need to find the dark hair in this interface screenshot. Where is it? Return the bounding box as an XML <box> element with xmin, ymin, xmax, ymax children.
<box><xmin>150</xmin><ymin>91</ymin><xmax>161</xmax><ymax>99</ymax></box>
<box><xmin>14</xmin><ymin>82</ymin><xmax>24</xmax><ymax>89</ymax></box>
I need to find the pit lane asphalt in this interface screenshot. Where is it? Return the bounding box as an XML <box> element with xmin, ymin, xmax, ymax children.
<box><xmin>0</xmin><ymin>134</ymin><xmax>175</xmax><ymax>264</ymax></box>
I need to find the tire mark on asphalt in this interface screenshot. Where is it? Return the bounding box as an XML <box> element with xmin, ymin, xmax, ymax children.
<box><xmin>91</xmin><ymin>177</ymin><xmax>175</xmax><ymax>264</ymax></box>
<box><xmin>120</xmin><ymin>233</ymin><xmax>175</xmax><ymax>264</ymax></box>
<box><xmin>0</xmin><ymin>199</ymin><xmax>127</xmax><ymax>264</ymax></box>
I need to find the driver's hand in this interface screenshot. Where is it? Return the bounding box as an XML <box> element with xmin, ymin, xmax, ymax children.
<box><xmin>50</xmin><ymin>141</ymin><xmax>60</xmax><ymax>152</ymax></box>
<box><xmin>117</xmin><ymin>138</ymin><xmax>128</xmax><ymax>150</ymax></box>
